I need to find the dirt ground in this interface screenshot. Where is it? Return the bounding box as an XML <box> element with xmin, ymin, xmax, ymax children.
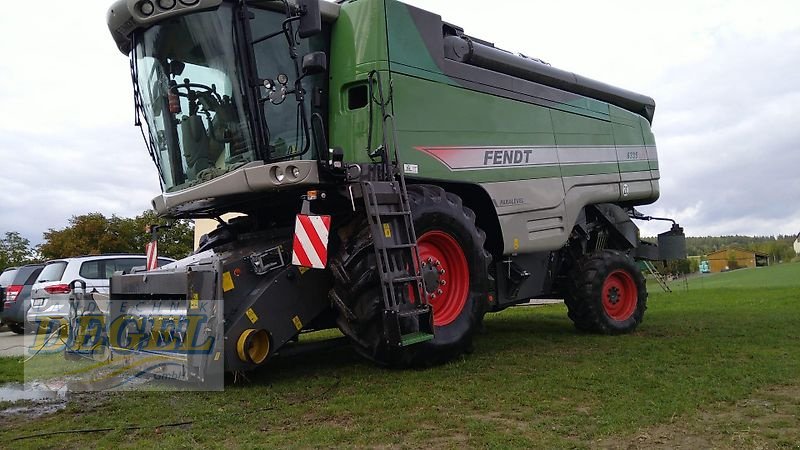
<box><xmin>598</xmin><ymin>384</ymin><xmax>800</xmax><ymax>449</ymax></box>
<box><xmin>0</xmin><ymin>330</ymin><xmax>24</xmax><ymax>357</ymax></box>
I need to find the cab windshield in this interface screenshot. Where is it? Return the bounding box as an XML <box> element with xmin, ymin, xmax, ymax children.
<box><xmin>134</xmin><ymin>5</ymin><xmax>255</xmax><ymax>193</ymax></box>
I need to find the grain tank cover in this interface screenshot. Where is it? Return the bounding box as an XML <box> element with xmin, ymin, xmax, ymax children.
<box><xmin>444</xmin><ymin>35</ymin><xmax>656</xmax><ymax>123</ymax></box>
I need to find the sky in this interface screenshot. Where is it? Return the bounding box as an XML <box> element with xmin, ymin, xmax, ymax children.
<box><xmin>0</xmin><ymin>0</ymin><xmax>798</xmax><ymax>244</ymax></box>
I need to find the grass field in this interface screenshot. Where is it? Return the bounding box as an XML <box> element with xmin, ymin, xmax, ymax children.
<box><xmin>0</xmin><ymin>263</ymin><xmax>798</xmax><ymax>448</ymax></box>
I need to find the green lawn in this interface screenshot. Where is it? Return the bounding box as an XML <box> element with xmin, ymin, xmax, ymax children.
<box><xmin>0</xmin><ymin>357</ymin><xmax>22</xmax><ymax>385</ymax></box>
<box><xmin>1</xmin><ymin>263</ymin><xmax>799</xmax><ymax>448</ymax></box>
<box><xmin>687</xmin><ymin>263</ymin><xmax>800</xmax><ymax>289</ymax></box>
<box><xmin>650</xmin><ymin>261</ymin><xmax>800</xmax><ymax>292</ymax></box>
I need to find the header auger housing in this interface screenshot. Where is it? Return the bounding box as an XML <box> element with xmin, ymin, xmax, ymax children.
<box><xmin>105</xmin><ymin>0</ymin><xmax>684</xmax><ymax>379</ymax></box>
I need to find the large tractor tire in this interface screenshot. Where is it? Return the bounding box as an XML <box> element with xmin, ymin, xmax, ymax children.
<box><xmin>564</xmin><ymin>249</ymin><xmax>647</xmax><ymax>334</ymax></box>
<box><xmin>330</xmin><ymin>185</ymin><xmax>491</xmax><ymax>367</ymax></box>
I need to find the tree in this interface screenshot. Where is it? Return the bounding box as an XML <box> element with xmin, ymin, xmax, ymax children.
<box><xmin>665</xmin><ymin>258</ymin><xmax>691</xmax><ymax>275</ymax></box>
<box><xmin>39</xmin><ymin>213</ymin><xmax>121</xmax><ymax>260</ymax></box>
<box><xmin>123</xmin><ymin>211</ymin><xmax>195</xmax><ymax>260</ymax></box>
<box><xmin>39</xmin><ymin>212</ymin><xmax>194</xmax><ymax>261</ymax></box>
<box><xmin>0</xmin><ymin>231</ymin><xmax>36</xmax><ymax>270</ymax></box>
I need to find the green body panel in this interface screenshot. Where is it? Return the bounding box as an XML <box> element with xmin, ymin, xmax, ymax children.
<box><xmin>329</xmin><ymin>0</ymin><xmax>658</xmax><ymax>178</ymax></box>
<box><xmin>328</xmin><ymin>0</ymin><xmax>389</xmax><ymax>155</ymax></box>
<box><xmin>327</xmin><ymin>0</ymin><xmax>659</xmax><ymax>254</ymax></box>
<box><xmin>384</xmin><ymin>0</ymin><xmax>456</xmax><ymax>86</ymax></box>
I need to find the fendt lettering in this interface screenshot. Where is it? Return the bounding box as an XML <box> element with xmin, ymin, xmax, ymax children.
<box><xmin>105</xmin><ymin>0</ymin><xmax>684</xmax><ymax>380</ymax></box>
<box><xmin>483</xmin><ymin>149</ymin><xmax>534</xmax><ymax>166</ymax></box>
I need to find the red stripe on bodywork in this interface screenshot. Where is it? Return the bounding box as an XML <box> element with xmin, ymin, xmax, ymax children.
<box><xmin>293</xmin><ymin>234</ymin><xmax>313</xmax><ymax>267</ymax></box>
<box><xmin>299</xmin><ymin>215</ymin><xmax>328</xmax><ymax>264</ymax></box>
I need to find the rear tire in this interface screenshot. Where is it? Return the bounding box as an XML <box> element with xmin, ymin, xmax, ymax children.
<box><xmin>564</xmin><ymin>249</ymin><xmax>647</xmax><ymax>334</ymax></box>
<box><xmin>8</xmin><ymin>323</ymin><xmax>25</xmax><ymax>335</ymax></box>
<box><xmin>330</xmin><ymin>185</ymin><xmax>491</xmax><ymax>367</ymax></box>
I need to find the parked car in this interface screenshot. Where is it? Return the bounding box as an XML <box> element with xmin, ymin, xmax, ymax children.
<box><xmin>2</xmin><ymin>264</ymin><xmax>45</xmax><ymax>334</ymax></box>
<box><xmin>0</xmin><ymin>267</ymin><xmax>19</xmax><ymax>318</ymax></box>
<box><xmin>27</xmin><ymin>255</ymin><xmax>175</xmax><ymax>329</ymax></box>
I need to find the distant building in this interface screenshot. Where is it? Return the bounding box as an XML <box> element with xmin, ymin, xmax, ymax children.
<box><xmin>794</xmin><ymin>233</ymin><xmax>800</xmax><ymax>255</ymax></box>
<box><xmin>707</xmin><ymin>248</ymin><xmax>769</xmax><ymax>273</ymax></box>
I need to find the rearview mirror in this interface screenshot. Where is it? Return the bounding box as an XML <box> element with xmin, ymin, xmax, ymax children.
<box><xmin>298</xmin><ymin>0</ymin><xmax>322</xmax><ymax>38</ymax></box>
<box><xmin>302</xmin><ymin>52</ymin><xmax>327</xmax><ymax>75</ymax></box>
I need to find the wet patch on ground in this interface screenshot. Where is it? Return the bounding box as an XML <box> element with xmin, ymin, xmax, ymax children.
<box><xmin>0</xmin><ymin>381</ymin><xmax>69</xmax><ymax>422</ymax></box>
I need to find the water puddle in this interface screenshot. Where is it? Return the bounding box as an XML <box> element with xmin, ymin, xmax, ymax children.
<box><xmin>0</xmin><ymin>381</ymin><xmax>69</xmax><ymax>418</ymax></box>
<box><xmin>0</xmin><ymin>382</ymin><xmax>67</xmax><ymax>402</ymax></box>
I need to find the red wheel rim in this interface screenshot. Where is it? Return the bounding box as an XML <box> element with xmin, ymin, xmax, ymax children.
<box><xmin>602</xmin><ymin>270</ymin><xmax>638</xmax><ymax>321</ymax></box>
<box><xmin>417</xmin><ymin>231</ymin><xmax>470</xmax><ymax>327</ymax></box>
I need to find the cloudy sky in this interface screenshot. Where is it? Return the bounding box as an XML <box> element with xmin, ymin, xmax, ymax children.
<box><xmin>1</xmin><ymin>0</ymin><xmax>798</xmax><ymax>244</ymax></box>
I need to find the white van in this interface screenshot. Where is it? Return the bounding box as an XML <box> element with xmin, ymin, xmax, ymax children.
<box><xmin>27</xmin><ymin>254</ymin><xmax>174</xmax><ymax>327</ymax></box>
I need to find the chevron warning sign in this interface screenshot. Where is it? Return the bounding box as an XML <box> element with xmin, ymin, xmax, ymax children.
<box><xmin>145</xmin><ymin>240</ymin><xmax>158</xmax><ymax>271</ymax></box>
<box><xmin>292</xmin><ymin>215</ymin><xmax>332</xmax><ymax>269</ymax></box>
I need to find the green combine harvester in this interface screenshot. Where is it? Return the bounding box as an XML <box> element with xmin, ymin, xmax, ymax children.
<box><xmin>105</xmin><ymin>0</ymin><xmax>685</xmax><ymax>379</ymax></box>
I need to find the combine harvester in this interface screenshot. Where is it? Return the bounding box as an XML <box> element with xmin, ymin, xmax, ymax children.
<box><xmin>104</xmin><ymin>0</ymin><xmax>685</xmax><ymax>380</ymax></box>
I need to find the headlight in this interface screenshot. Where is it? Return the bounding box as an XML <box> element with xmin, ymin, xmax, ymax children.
<box><xmin>271</xmin><ymin>166</ymin><xmax>285</xmax><ymax>184</ymax></box>
<box><xmin>157</xmin><ymin>0</ymin><xmax>176</xmax><ymax>9</ymax></box>
<box><xmin>139</xmin><ymin>0</ymin><xmax>155</xmax><ymax>16</ymax></box>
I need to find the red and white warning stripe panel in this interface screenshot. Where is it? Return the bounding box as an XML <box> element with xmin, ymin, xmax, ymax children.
<box><xmin>145</xmin><ymin>241</ymin><xmax>158</xmax><ymax>271</ymax></box>
<box><xmin>292</xmin><ymin>215</ymin><xmax>332</xmax><ymax>269</ymax></box>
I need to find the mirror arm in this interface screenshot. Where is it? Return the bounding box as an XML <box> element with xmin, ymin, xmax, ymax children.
<box><xmin>252</xmin><ymin>28</ymin><xmax>285</xmax><ymax>45</ymax></box>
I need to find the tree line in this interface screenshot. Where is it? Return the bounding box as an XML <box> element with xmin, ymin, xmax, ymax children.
<box><xmin>682</xmin><ymin>235</ymin><xmax>797</xmax><ymax>263</ymax></box>
<box><xmin>0</xmin><ymin>211</ymin><xmax>194</xmax><ymax>271</ymax></box>
<box><xmin>643</xmin><ymin>234</ymin><xmax>798</xmax><ymax>275</ymax></box>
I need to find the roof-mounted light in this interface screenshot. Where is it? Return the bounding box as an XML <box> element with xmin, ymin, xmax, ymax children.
<box><xmin>157</xmin><ymin>0</ymin><xmax>176</xmax><ymax>10</ymax></box>
<box><xmin>138</xmin><ymin>0</ymin><xmax>154</xmax><ymax>16</ymax></box>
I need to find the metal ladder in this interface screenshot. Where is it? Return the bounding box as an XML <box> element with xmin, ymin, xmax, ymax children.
<box><xmin>643</xmin><ymin>260</ymin><xmax>672</xmax><ymax>293</ymax></box>
<box><xmin>361</xmin><ymin>171</ymin><xmax>434</xmax><ymax>347</ymax></box>
<box><xmin>358</xmin><ymin>70</ymin><xmax>433</xmax><ymax>347</ymax></box>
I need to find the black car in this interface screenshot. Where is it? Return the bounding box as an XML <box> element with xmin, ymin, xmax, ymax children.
<box><xmin>2</xmin><ymin>264</ymin><xmax>44</xmax><ymax>334</ymax></box>
<box><xmin>0</xmin><ymin>267</ymin><xmax>19</xmax><ymax>316</ymax></box>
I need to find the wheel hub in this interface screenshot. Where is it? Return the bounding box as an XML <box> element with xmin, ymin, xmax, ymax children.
<box><xmin>601</xmin><ymin>270</ymin><xmax>637</xmax><ymax>321</ymax></box>
<box><xmin>607</xmin><ymin>287</ymin><xmax>621</xmax><ymax>305</ymax></box>
<box><xmin>416</xmin><ymin>231</ymin><xmax>469</xmax><ymax>327</ymax></box>
<box><xmin>420</xmin><ymin>260</ymin><xmax>442</xmax><ymax>294</ymax></box>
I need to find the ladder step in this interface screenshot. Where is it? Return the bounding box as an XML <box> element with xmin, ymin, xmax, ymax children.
<box><xmin>644</xmin><ymin>260</ymin><xmax>672</xmax><ymax>293</ymax></box>
<box><xmin>365</xmin><ymin>192</ymin><xmax>402</xmax><ymax>205</ymax></box>
<box><xmin>397</xmin><ymin>307</ymin><xmax>429</xmax><ymax>318</ymax></box>
<box><xmin>400</xmin><ymin>332</ymin><xmax>434</xmax><ymax>347</ymax></box>
<box><xmin>369</xmin><ymin>211</ymin><xmax>411</xmax><ymax>217</ymax></box>
<box><xmin>391</xmin><ymin>276</ymin><xmax>422</xmax><ymax>284</ymax></box>
<box><xmin>378</xmin><ymin>243</ymin><xmax>417</xmax><ymax>250</ymax></box>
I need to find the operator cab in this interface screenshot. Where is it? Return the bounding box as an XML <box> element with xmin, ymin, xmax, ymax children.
<box><xmin>108</xmin><ymin>0</ymin><xmax>335</xmax><ymax>215</ymax></box>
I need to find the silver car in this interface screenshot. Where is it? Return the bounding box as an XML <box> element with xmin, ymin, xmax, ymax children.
<box><xmin>27</xmin><ymin>254</ymin><xmax>174</xmax><ymax>329</ymax></box>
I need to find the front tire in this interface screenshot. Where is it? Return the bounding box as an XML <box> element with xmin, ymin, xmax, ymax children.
<box><xmin>564</xmin><ymin>249</ymin><xmax>647</xmax><ymax>334</ymax></box>
<box><xmin>330</xmin><ymin>185</ymin><xmax>491</xmax><ymax>367</ymax></box>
